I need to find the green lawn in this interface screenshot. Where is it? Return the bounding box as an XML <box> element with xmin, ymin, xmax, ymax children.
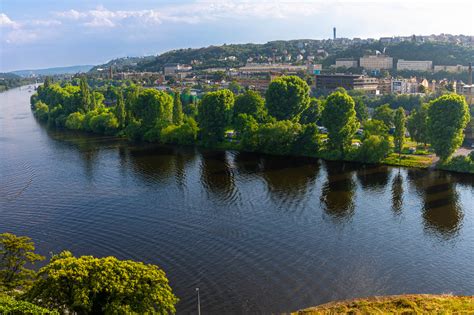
<box><xmin>383</xmin><ymin>153</ymin><xmax>434</xmax><ymax>168</ymax></box>
<box><xmin>294</xmin><ymin>294</ymin><xmax>474</xmax><ymax>314</ymax></box>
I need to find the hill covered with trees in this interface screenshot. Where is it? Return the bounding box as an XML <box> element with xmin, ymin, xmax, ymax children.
<box><xmin>90</xmin><ymin>40</ymin><xmax>474</xmax><ymax>73</ymax></box>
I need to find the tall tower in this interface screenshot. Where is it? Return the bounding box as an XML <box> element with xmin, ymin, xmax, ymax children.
<box><xmin>333</xmin><ymin>27</ymin><xmax>336</xmax><ymax>40</ymax></box>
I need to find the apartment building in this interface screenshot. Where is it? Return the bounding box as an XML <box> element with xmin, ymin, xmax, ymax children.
<box><xmin>397</xmin><ymin>60</ymin><xmax>432</xmax><ymax>71</ymax></box>
<box><xmin>359</xmin><ymin>55</ymin><xmax>393</xmax><ymax>70</ymax></box>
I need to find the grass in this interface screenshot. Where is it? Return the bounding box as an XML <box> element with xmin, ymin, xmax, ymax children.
<box><xmin>383</xmin><ymin>153</ymin><xmax>434</xmax><ymax>168</ymax></box>
<box><xmin>294</xmin><ymin>294</ymin><xmax>474</xmax><ymax>314</ymax></box>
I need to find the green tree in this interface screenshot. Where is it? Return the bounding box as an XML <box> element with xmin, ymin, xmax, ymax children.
<box><xmin>172</xmin><ymin>91</ymin><xmax>184</xmax><ymax>125</ymax></box>
<box><xmin>79</xmin><ymin>76</ymin><xmax>91</xmax><ymax>112</ymax></box>
<box><xmin>427</xmin><ymin>94</ymin><xmax>470</xmax><ymax>161</ymax></box>
<box><xmin>265</xmin><ymin>75</ymin><xmax>310</xmax><ymax>121</ymax></box>
<box><xmin>27</xmin><ymin>251</ymin><xmax>178</xmax><ymax>314</ymax></box>
<box><xmin>228</xmin><ymin>81</ymin><xmax>242</xmax><ymax>94</ymax></box>
<box><xmin>198</xmin><ymin>89</ymin><xmax>235</xmax><ymax>143</ymax></box>
<box><xmin>115</xmin><ymin>91</ymin><xmax>126</xmax><ymax>128</ymax></box>
<box><xmin>373</xmin><ymin>104</ymin><xmax>395</xmax><ymax>128</ymax></box>
<box><xmin>65</xmin><ymin>112</ymin><xmax>85</xmax><ymax>130</ymax></box>
<box><xmin>321</xmin><ymin>91</ymin><xmax>359</xmax><ymax>155</ymax></box>
<box><xmin>354</xmin><ymin>97</ymin><xmax>369</xmax><ymax>122</ymax></box>
<box><xmin>407</xmin><ymin>104</ymin><xmax>429</xmax><ymax>146</ymax></box>
<box><xmin>0</xmin><ymin>233</ymin><xmax>44</xmax><ymax>292</ymax></box>
<box><xmin>356</xmin><ymin>135</ymin><xmax>391</xmax><ymax>163</ymax></box>
<box><xmin>300</xmin><ymin>98</ymin><xmax>324</xmax><ymax>125</ymax></box>
<box><xmin>362</xmin><ymin>119</ymin><xmax>389</xmax><ymax>139</ymax></box>
<box><xmin>133</xmin><ymin>89</ymin><xmax>173</xmax><ymax>129</ymax></box>
<box><xmin>233</xmin><ymin>90</ymin><xmax>266</xmax><ymax>121</ymax></box>
<box><xmin>394</xmin><ymin>107</ymin><xmax>406</xmax><ymax>158</ymax></box>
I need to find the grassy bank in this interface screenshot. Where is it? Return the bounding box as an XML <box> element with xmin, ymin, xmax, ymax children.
<box><xmin>294</xmin><ymin>294</ymin><xmax>474</xmax><ymax>314</ymax></box>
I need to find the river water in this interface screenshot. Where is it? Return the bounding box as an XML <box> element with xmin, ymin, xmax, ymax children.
<box><xmin>0</xmin><ymin>86</ymin><xmax>473</xmax><ymax>313</ymax></box>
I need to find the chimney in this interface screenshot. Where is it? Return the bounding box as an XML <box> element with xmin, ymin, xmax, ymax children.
<box><xmin>468</xmin><ymin>62</ymin><xmax>472</xmax><ymax>86</ymax></box>
<box><xmin>333</xmin><ymin>27</ymin><xmax>336</xmax><ymax>40</ymax></box>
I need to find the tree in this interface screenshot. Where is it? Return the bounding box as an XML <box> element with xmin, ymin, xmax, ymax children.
<box><xmin>65</xmin><ymin>112</ymin><xmax>85</xmax><ymax>130</ymax></box>
<box><xmin>356</xmin><ymin>135</ymin><xmax>391</xmax><ymax>163</ymax></box>
<box><xmin>407</xmin><ymin>103</ymin><xmax>429</xmax><ymax>146</ymax></box>
<box><xmin>27</xmin><ymin>251</ymin><xmax>178</xmax><ymax>314</ymax></box>
<box><xmin>362</xmin><ymin>119</ymin><xmax>389</xmax><ymax>139</ymax></box>
<box><xmin>79</xmin><ymin>76</ymin><xmax>91</xmax><ymax>112</ymax></box>
<box><xmin>394</xmin><ymin>107</ymin><xmax>406</xmax><ymax>158</ymax></box>
<box><xmin>233</xmin><ymin>90</ymin><xmax>266</xmax><ymax>121</ymax></box>
<box><xmin>354</xmin><ymin>97</ymin><xmax>369</xmax><ymax>122</ymax></box>
<box><xmin>133</xmin><ymin>89</ymin><xmax>173</xmax><ymax>129</ymax></box>
<box><xmin>265</xmin><ymin>75</ymin><xmax>310</xmax><ymax>121</ymax></box>
<box><xmin>373</xmin><ymin>104</ymin><xmax>395</xmax><ymax>128</ymax></box>
<box><xmin>115</xmin><ymin>91</ymin><xmax>126</xmax><ymax>128</ymax></box>
<box><xmin>321</xmin><ymin>90</ymin><xmax>359</xmax><ymax>155</ymax></box>
<box><xmin>172</xmin><ymin>91</ymin><xmax>184</xmax><ymax>125</ymax></box>
<box><xmin>427</xmin><ymin>94</ymin><xmax>470</xmax><ymax>161</ymax></box>
<box><xmin>228</xmin><ymin>81</ymin><xmax>242</xmax><ymax>94</ymax></box>
<box><xmin>198</xmin><ymin>89</ymin><xmax>234</xmax><ymax>143</ymax></box>
<box><xmin>0</xmin><ymin>233</ymin><xmax>44</xmax><ymax>292</ymax></box>
<box><xmin>300</xmin><ymin>98</ymin><xmax>324</xmax><ymax>125</ymax></box>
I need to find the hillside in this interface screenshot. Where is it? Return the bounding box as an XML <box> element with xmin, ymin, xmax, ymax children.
<box><xmin>12</xmin><ymin>65</ymin><xmax>94</xmax><ymax>77</ymax></box>
<box><xmin>0</xmin><ymin>72</ymin><xmax>35</xmax><ymax>92</ymax></box>
<box><xmin>90</xmin><ymin>40</ymin><xmax>474</xmax><ymax>73</ymax></box>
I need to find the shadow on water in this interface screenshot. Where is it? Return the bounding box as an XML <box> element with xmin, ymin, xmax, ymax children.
<box><xmin>320</xmin><ymin>160</ymin><xmax>358</xmax><ymax>222</ymax></box>
<box><xmin>407</xmin><ymin>170</ymin><xmax>463</xmax><ymax>239</ymax></box>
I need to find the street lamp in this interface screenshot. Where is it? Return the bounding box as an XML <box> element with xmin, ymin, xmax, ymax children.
<box><xmin>196</xmin><ymin>287</ymin><xmax>201</xmax><ymax>315</ymax></box>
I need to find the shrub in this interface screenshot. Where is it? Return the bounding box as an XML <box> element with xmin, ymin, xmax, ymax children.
<box><xmin>33</xmin><ymin>101</ymin><xmax>49</xmax><ymax>122</ymax></box>
<box><xmin>65</xmin><ymin>112</ymin><xmax>85</xmax><ymax>130</ymax></box>
<box><xmin>0</xmin><ymin>294</ymin><xmax>58</xmax><ymax>314</ymax></box>
<box><xmin>160</xmin><ymin>118</ymin><xmax>199</xmax><ymax>145</ymax></box>
<box><xmin>356</xmin><ymin>135</ymin><xmax>391</xmax><ymax>163</ymax></box>
<box><xmin>89</xmin><ymin>112</ymin><xmax>119</xmax><ymax>135</ymax></box>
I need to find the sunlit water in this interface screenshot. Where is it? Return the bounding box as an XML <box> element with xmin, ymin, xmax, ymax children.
<box><xmin>1</xmin><ymin>86</ymin><xmax>473</xmax><ymax>314</ymax></box>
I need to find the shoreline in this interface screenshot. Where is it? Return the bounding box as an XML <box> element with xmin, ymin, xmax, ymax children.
<box><xmin>293</xmin><ymin>294</ymin><xmax>474</xmax><ymax>314</ymax></box>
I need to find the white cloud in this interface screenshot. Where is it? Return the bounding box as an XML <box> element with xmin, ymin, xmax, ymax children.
<box><xmin>0</xmin><ymin>13</ymin><xmax>19</xmax><ymax>28</ymax></box>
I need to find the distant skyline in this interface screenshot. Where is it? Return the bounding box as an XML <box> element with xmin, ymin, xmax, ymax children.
<box><xmin>1</xmin><ymin>0</ymin><xmax>473</xmax><ymax>72</ymax></box>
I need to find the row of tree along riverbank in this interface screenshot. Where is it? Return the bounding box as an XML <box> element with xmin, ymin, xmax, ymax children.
<box><xmin>31</xmin><ymin>76</ymin><xmax>474</xmax><ymax>173</ymax></box>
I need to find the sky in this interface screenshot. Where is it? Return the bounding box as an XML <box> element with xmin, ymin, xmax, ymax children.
<box><xmin>1</xmin><ymin>0</ymin><xmax>473</xmax><ymax>72</ymax></box>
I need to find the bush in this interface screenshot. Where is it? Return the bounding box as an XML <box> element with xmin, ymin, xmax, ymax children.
<box><xmin>160</xmin><ymin>118</ymin><xmax>199</xmax><ymax>145</ymax></box>
<box><xmin>65</xmin><ymin>112</ymin><xmax>85</xmax><ymax>130</ymax></box>
<box><xmin>33</xmin><ymin>101</ymin><xmax>49</xmax><ymax>122</ymax></box>
<box><xmin>438</xmin><ymin>156</ymin><xmax>474</xmax><ymax>173</ymax></box>
<box><xmin>356</xmin><ymin>135</ymin><xmax>391</xmax><ymax>163</ymax></box>
<box><xmin>256</xmin><ymin>120</ymin><xmax>302</xmax><ymax>155</ymax></box>
<box><xmin>89</xmin><ymin>112</ymin><xmax>119</xmax><ymax>135</ymax></box>
<box><xmin>0</xmin><ymin>294</ymin><xmax>58</xmax><ymax>314</ymax></box>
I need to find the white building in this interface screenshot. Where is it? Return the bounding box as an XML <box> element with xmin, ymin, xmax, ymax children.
<box><xmin>163</xmin><ymin>63</ymin><xmax>192</xmax><ymax>76</ymax></box>
<box><xmin>335</xmin><ymin>58</ymin><xmax>358</xmax><ymax>68</ymax></box>
<box><xmin>360</xmin><ymin>55</ymin><xmax>393</xmax><ymax>70</ymax></box>
<box><xmin>397</xmin><ymin>60</ymin><xmax>433</xmax><ymax>71</ymax></box>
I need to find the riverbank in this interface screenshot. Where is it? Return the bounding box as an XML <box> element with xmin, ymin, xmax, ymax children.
<box><xmin>293</xmin><ymin>294</ymin><xmax>474</xmax><ymax>314</ymax></box>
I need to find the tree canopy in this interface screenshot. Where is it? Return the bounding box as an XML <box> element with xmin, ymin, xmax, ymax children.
<box><xmin>265</xmin><ymin>75</ymin><xmax>310</xmax><ymax>121</ymax></box>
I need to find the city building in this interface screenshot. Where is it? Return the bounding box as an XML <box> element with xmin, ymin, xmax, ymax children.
<box><xmin>315</xmin><ymin>74</ymin><xmax>379</xmax><ymax>93</ymax></box>
<box><xmin>433</xmin><ymin>65</ymin><xmax>469</xmax><ymax>73</ymax></box>
<box><xmin>360</xmin><ymin>55</ymin><xmax>393</xmax><ymax>70</ymax></box>
<box><xmin>378</xmin><ymin>78</ymin><xmax>392</xmax><ymax>95</ymax></box>
<box><xmin>335</xmin><ymin>58</ymin><xmax>358</xmax><ymax>68</ymax></box>
<box><xmin>163</xmin><ymin>63</ymin><xmax>193</xmax><ymax>77</ymax></box>
<box><xmin>239</xmin><ymin>63</ymin><xmax>309</xmax><ymax>74</ymax></box>
<box><xmin>397</xmin><ymin>60</ymin><xmax>433</xmax><ymax>71</ymax></box>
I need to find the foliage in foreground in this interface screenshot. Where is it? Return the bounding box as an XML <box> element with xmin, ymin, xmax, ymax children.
<box><xmin>27</xmin><ymin>251</ymin><xmax>178</xmax><ymax>314</ymax></box>
<box><xmin>0</xmin><ymin>233</ymin><xmax>44</xmax><ymax>292</ymax></box>
<box><xmin>0</xmin><ymin>293</ymin><xmax>58</xmax><ymax>314</ymax></box>
<box><xmin>294</xmin><ymin>294</ymin><xmax>474</xmax><ymax>315</ymax></box>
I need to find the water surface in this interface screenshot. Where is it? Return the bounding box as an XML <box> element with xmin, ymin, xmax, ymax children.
<box><xmin>1</xmin><ymin>87</ymin><xmax>473</xmax><ymax>313</ymax></box>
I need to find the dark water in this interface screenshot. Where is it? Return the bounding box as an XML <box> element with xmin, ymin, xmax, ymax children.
<box><xmin>1</xmin><ymin>86</ymin><xmax>473</xmax><ymax>314</ymax></box>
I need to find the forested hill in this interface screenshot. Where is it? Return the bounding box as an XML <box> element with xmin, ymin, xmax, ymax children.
<box><xmin>90</xmin><ymin>40</ymin><xmax>474</xmax><ymax>73</ymax></box>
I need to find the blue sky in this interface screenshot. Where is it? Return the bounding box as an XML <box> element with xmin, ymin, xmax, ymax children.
<box><xmin>1</xmin><ymin>0</ymin><xmax>473</xmax><ymax>72</ymax></box>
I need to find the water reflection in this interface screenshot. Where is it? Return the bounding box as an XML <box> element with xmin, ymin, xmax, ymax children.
<box><xmin>261</xmin><ymin>156</ymin><xmax>319</xmax><ymax>205</ymax></box>
<box><xmin>320</xmin><ymin>161</ymin><xmax>357</xmax><ymax>221</ymax></box>
<box><xmin>200</xmin><ymin>150</ymin><xmax>237</xmax><ymax>203</ymax></box>
<box><xmin>391</xmin><ymin>172</ymin><xmax>404</xmax><ymax>214</ymax></box>
<box><xmin>408</xmin><ymin>170</ymin><xmax>463</xmax><ymax>239</ymax></box>
<box><xmin>356</xmin><ymin>165</ymin><xmax>391</xmax><ymax>193</ymax></box>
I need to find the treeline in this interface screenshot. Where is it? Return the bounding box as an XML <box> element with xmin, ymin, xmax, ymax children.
<box><xmin>0</xmin><ymin>233</ymin><xmax>178</xmax><ymax>314</ymax></box>
<box><xmin>31</xmin><ymin>76</ymin><xmax>472</xmax><ymax>171</ymax></box>
<box><xmin>0</xmin><ymin>73</ymin><xmax>35</xmax><ymax>92</ymax></box>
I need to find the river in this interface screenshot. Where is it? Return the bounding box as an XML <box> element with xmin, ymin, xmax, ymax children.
<box><xmin>0</xmin><ymin>86</ymin><xmax>473</xmax><ymax>313</ymax></box>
